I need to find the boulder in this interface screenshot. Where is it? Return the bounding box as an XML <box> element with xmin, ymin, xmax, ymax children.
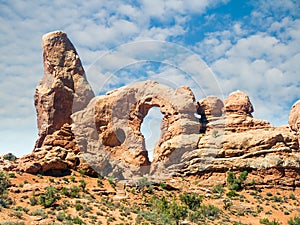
<box><xmin>198</xmin><ymin>96</ymin><xmax>224</xmax><ymax>120</ymax></box>
<box><xmin>224</xmin><ymin>90</ymin><xmax>254</xmax><ymax>115</ymax></box>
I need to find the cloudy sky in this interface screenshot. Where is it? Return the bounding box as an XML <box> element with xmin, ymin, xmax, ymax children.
<box><xmin>1</xmin><ymin>0</ymin><xmax>299</xmax><ymax>157</ymax></box>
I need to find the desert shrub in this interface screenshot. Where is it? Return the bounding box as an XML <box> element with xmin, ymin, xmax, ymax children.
<box><xmin>260</xmin><ymin>218</ymin><xmax>281</xmax><ymax>225</ymax></box>
<box><xmin>73</xmin><ymin>216</ymin><xmax>83</xmax><ymax>224</ymax></box>
<box><xmin>288</xmin><ymin>215</ymin><xmax>300</xmax><ymax>225</ymax></box>
<box><xmin>3</xmin><ymin>153</ymin><xmax>17</xmax><ymax>161</ymax></box>
<box><xmin>8</xmin><ymin>210</ymin><xmax>23</xmax><ymax>219</ymax></box>
<box><xmin>29</xmin><ymin>196</ymin><xmax>38</xmax><ymax>206</ymax></box>
<box><xmin>0</xmin><ymin>171</ymin><xmax>11</xmax><ymax>195</ymax></box>
<box><xmin>57</xmin><ymin>212</ymin><xmax>66</xmax><ymax>221</ymax></box>
<box><xmin>212</xmin><ymin>185</ymin><xmax>224</xmax><ymax>197</ymax></box>
<box><xmin>39</xmin><ymin>187</ymin><xmax>58</xmax><ymax>208</ymax></box>
<box><xmin>200</xmin><ymin>204</ymin><xmax>221</xmax><ymax>219</ymax></box>
<box><xmin>168</xmin><ymin>201</ymin><xmax>187</xmax><ymax>223</ymax></box>
<box><xmin>159</xmin><ymin>181</ymin><xmax>167</xmax><ymax>189</ymax></box>
<box><xmin>62</xmin><ymin>185</ymin><xmax>80</xmax><ymax>198</ymax></box>
<box><xmin>108</xmin><ymin>176</ymin><xmax>116</xmax><ymax>189</ymax></box>
<box><xmin>289</xmin><ymin>193</ymin><xmax>296</xmax><ymax>200</ymax></box>
<box><xmin>70</xmin><ymin>176</ymin><xmax>76</xmax><ymax>182</ymax></box>
<box><xmin>75</xmin><ymin>203</ymin><xmax>84</xmax><ymax>211</ymax></box>
<box><xmin>79</xmin><ymin>170</ymin><xmax>86</xmax><ymax>176</ymax></box>
<box><xmin>79</xmin><ymin>179</ymin><xmax>86</xmax><ymax>191</ymax></box>
<box><xmin>31</xmin><ymin>208</ymin><xmax>48</xmax><ymax>219</ymax></box>
<box><xmin>0</xmin><ymin>171</ymin><xmax>12</xmax><ymax>208</ymax></box>
<box><xmin>179</xmin><ymin>192</ymin><xmax>203</xmax><ymax>211</ymax></box>
<box><xmin>226</xmin><ymin>190</ymin><xmax>239</xmax><ymax>198</ymax></box>
<box><xmin>227</xmin><ymin>171</ymin><xmax>248</xmax><ymax>191</ymax></box>
<box><xmin>8</xmin><ymin>173</ymin><xmax>16</xmax><ymax>178</ymax></box>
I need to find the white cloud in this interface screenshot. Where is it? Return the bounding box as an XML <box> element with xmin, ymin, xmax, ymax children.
<box><xmin>196</xmin><ymin>14</ymin><xmax>300</xmax><ymax>125</ymax></box>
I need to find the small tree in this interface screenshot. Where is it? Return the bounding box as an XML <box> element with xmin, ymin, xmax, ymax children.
<box><xmin>179</xmin><ymin>192</ymin><xmax>203</xmax><ymax>211</ymax></box>
<box><xmin>227</xmin><ymin>171</ymin><xmax>248</xmax><ymax>191</ymax></box>
<box><xmin>168</xmin><ymin>201</ymin><xmax>187</xmax><ymax>225</ymax></box>
<box><xmin>0</xmin><ymin>171</ymin><xmax>11</xmax><ymax>195</ymax></box>
<box><xmin>39</xmin><ymin>186</ymin><xmax>57</xmax><ymax>208</ymax></box>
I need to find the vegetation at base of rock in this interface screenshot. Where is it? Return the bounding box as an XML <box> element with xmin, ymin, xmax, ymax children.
<box><xmin>0</xmin><ymin>171</ymin><xmax>12</xmax><ymax>208</ymax></box>
<box><xmin>227</xmin><ymin>171</ymin><xmax>248</xmax><ymax>191</ymax></box>
<box><xmin>260</xmin><ymin>218</ymin><xmax>282</xmax><ymax>225</ymax></box>
<box><xmin>39</xmin><ymin>186</ymin><xmax>58</xmax><ymax>208</ymax></box>
<box><xmin>0</xmin><ymin>171</ymin><xmax>298</xmax><ymax>224</ymax></box>
<box><xmin>288</xmin><ymin>215</ymin><xmax>300</xmax><ymax>225</ymax></box>
<box><xmin>179</xmin><ymin>192</ymin><xmax>203</xmax><ymax>210</ymax></box>
<box><xmin>139</xmin><ymin>192</ymin><xmax>221</xmax><ymax>224</ymax></box>
<box><xmin>0</xmin><ymin>171</ymin><xmax>11</xmax><ymax>195</ymax></box>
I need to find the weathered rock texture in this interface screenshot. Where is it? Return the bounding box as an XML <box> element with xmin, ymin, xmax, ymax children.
<box><xmin>178</xmin><ymin>93</ymin><xmax>300</xmax><ymax>187</ymax></box>
<box><xmin>72</xmin><ymin>81</ymin><xmax>199</xmax><ymax>178</ymax></box>
<box><xmin>224</xmin><ymin>90</ymin><xmax>254</xmax><ymax>115</ymax></box>
<box><xmin>10</xmin><ymin>31</ymin><xmax>300</xmax><ymax>186</ymax></box>
<box><xmin>18</xmin><ymin>31</ymin><xmax>95</xmax><ymax>175</ymax></box>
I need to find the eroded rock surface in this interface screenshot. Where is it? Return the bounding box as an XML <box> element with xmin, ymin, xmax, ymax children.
<box><xmin>224</xmin><ymin>90</ymin><xmax>254</xmax><ymax>115</ymax></box>
<box><xmin>178</xmin><ymin>93</ymin><xmax>300</xmax><ymax>187</ymax></box>
<box><xmin>11</xmin><ymin>31</ymin><xmax>300</xmax><ymax>186</ymax></box>
<box><xmin>18</xmin><ymin>31</ymin><xmax>95</xmax><ymax>175</ymax></box>
<box><xmin>72</xmin><ymin>81</ymin><xmax>199</xmax><ymax>178</ymax></box>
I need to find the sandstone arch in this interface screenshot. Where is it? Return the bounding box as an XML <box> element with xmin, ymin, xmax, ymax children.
<box><xmin>72</xmin><ymin>80</ymin><xmax>200</xmax><ymax>178</ymax></box>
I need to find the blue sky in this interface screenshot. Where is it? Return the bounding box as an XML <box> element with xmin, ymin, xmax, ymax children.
<box><xmin>0</xmin><ymin>0</ymin><xmax>299</xmax><ymax>157</ymax></box>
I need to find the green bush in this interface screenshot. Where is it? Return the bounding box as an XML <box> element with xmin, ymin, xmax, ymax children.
<box><xmin>75</xmin><ymin>203</ymin><xmax>84</xmax><ymax>211</ymax></box>
<box><xmin>0</xmin><ymin>171</ymin><xmax>12</xmax><ymax>208</ymax></box>
<box><xmin>179</xmin><ymin>192</ymin><xmax>203</xmax><ymax>211</ymax></box>
<box><xmin>73</xmin><ymin>216</ymin><xmax>83</xmax><ymax>224</ymax></box>
<box><xmin>226</xmin><ymin>190</ymin><xmax>239</xmax><ymax>198</ymax></box>
<box><xmin>8</xmin><ymin>173</ymin><xmax>16</xmax><ymax>178</ymax></box>
<box><xmin>108</xmin><ymin>176</ymin><xmax>116</xmax><ymax>189</ymax></box>
<box><xmin>3</xmin><ymin>153</ymin><xmax>17</xmax><ymax>161</ymax></box>
<box><xmin>168</xmin><ymin>201</ymin><xmax>187</xmax><ymax>223</ymax></box>
<box><xmin>288</xmin><ymin>215</ymin><xmax>300</xmax><ymax>225</ymax></box>
<box><xmin>31</xmin><ymin>208</ymin><xmax>48</xmax><ymax>219</ymax></box>
<box><xmin>0</xmin><ymin>171</ymin><xmax>11</xmax><ymax>195</ymax></box>
<box><xmin>56</xmin><ymin>212</ymin><xmax>66</xmax><ymax>221</ymax></box>
<box><xmin>29</xmin><ymin>196</ymin><xmax>38</xmax><ymax>206</ymax></box>
<box><xmin>212</xmin><ymin>185</ymin><xmax>224</xmax><ymax>195</ymax></box>
<box><xmin>200</xmin><ymin>204</ymin><xmax>221</xmax><ymax>218</ymax></box>
<box><xmin>260</xmin><ymin>218</ymin><xmax>282</xmax><ymax>225</ymax></box>
<box><xmin>79</xmin><ymin>179</ymin><xmax>86</xmax><ymax>191</ymax></box>
<box><xmin>39</xmin><ymin>187</ymin><xmax>58</xmax><ymax>208</ymax></box>
<box><xmin>227</xmin><ymin>171</ymin><xmax>248</xmax><ymax>191</ymax></box>
<box><xmin>61</xmin><ymin>185</ymin><xmax>80</xmax><ymax>198</ymax></box>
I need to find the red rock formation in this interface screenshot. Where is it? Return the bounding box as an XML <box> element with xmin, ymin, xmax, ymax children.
<box><xmin>224</xmin><ymin>90</ymin><xmax>254</xmax><ymax>115</ymax></box>
<box><xmin>12</xmin><ymin>31</ymin><xmax>300</xmax><ymax>186</ymax></box>
<box><xmin>19</xmin><ymin>31</ymin><xmax>95</xmax><ymax>175</ymax></box>
<box><xmin>72</xmin><ymin>81</ymin><xmax>200</xmax><ymax>178</ymax></box>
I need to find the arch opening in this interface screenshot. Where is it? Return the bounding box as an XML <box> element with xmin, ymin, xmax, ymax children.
<box><xmin>140</xmin><ymin>107</ymin><xmax>163</xmax><ymax>162</ymax></box>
